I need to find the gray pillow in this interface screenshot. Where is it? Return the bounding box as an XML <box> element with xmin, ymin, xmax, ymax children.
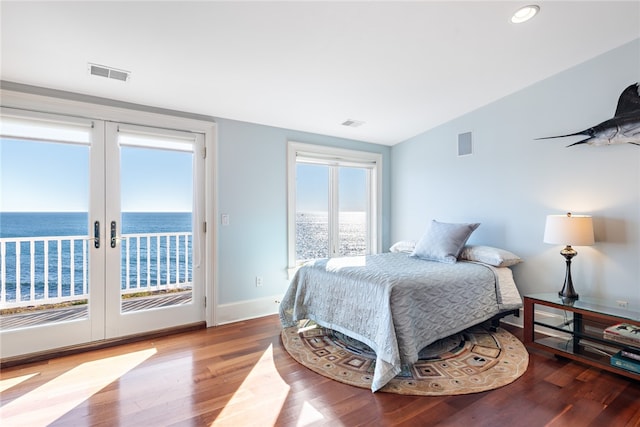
<box><xmin>411</xmin><ymin>220</ymin><xmax>480</xmax><ymax>263</ymax></box>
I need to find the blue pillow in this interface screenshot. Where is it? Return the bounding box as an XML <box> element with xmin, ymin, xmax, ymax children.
<box><xmin>411</xmin><ymin>220</ymin><xmax>480</xmax><ymax>263</ymax></box>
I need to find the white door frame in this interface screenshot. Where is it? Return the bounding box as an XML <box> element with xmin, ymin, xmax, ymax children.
<box><xmin>0</xmin><ymin>89</ymin><xmax>217</xmax><ymax>359</ymax></box>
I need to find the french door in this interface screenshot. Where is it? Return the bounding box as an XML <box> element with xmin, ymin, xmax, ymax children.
<box><xmin>104</xmin><ymin>122</ymin><xmax>205</xmax><ymax>338</ymax></box>
<box><xmin>0</xmin><ymin>109</ymin><xmax>205</xmax><ymax>358</ymax></box>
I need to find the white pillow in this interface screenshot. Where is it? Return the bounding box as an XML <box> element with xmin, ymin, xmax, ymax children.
<box><xmin>459</xmin><ymin>245</ymin><xmax>522</xmax><ymax>267</ymax></box>
<box><xmin>411</xmin><ymin>220</ymin><xmax>480</xmax><ymax>264</ymax></box>
<box><xmin>389</xmin><ymin>240</ymin><xmax>416</xmax><ymax>253</ymax></box>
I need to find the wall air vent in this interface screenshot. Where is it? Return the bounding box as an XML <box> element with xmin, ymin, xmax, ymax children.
<box><xmin>88</xmin><ymin>63</ymin><xmax>130</xmax><ymax>82</ymax></box>
<box><xmin>458</xmin><ymin>131</ymin><xmax>473</xmax><ymax>156</ymax></box>
<box><xmin>341</xmin><ymin>119</ymin><xmax>365</xmax><ymax>128</ymax></box>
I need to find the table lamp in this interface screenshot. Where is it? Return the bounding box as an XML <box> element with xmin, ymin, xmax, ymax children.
<box><xmin>543</xmin><ymin>212</ymin><xmax>594</xmax><ymax>301</ymax></box>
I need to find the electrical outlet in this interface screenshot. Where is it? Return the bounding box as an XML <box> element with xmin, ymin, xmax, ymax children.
<box><xmin>274</xmin><ymin>300</ymin><xmax>281</xmax><ymax>304</ymax></box>
<box><xmin>256</xmin><ymin>276</ymin><xmax>263</xmax><ymax>287</ymax></box>
<box><xmin>616</xmin><ymin>300</ymin><xmax>628</xmax><ymax>309</ymax></box>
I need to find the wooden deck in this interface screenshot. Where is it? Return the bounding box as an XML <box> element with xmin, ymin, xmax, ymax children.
<box><xmin>0</xmin><ymin>292</ymin><xmax>192</xmax><ymax>330</ymax></box>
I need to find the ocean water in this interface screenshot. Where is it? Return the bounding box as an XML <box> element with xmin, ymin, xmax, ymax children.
<box><xmin>0</xmin><ymin>212</ymin><xmax>192</xmax><ymax>303</ymax></box>
<box><xmin>296</xmin><ymin>211</ymin><xmax>366</xmax><ymax>260</ymax></box>
<box><xmin>2</xmin><ymin>211</ymin><xmax>366</xmax><ymax>303</ymax></box>
<box><xmin>0</xmin><ymin>212</ymin><xmax>192</xmax><ymax>238</ymax></box>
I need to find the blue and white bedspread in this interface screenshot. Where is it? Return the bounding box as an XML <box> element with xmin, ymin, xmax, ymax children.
<box><xmin>279</xmin><ymin>252</ymin><xmax>522</xmax><ymax>392</ymax></box>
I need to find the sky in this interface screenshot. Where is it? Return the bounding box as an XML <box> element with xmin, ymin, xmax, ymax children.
<box><xmin>1</xmin><ymin>137</ymin><xmax>364</xmax><ymax>214</ymax></box>
<box><xmin>0</xmin><ymin>138</ymin><xmax>193</xmax><ymax>212</ymax></box>
<box><xmin>296</xmin><ymin>163</ymin><xmax>366</xmax><ymax>212</ymax></box>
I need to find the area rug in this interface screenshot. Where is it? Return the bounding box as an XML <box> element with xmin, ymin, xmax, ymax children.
<box><xmin>281</xmin><ymin>322</ymin><xmax>528</xmax><ymax>395</ymax></box>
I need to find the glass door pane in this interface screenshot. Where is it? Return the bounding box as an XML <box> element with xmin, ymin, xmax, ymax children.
<box><xmin>295</xmin><ymin>163</ymin><xmax>329</xmax><ymax>262</ymax></box>
<box><xmin>0</xmin><ymin>138</ymin><xmax>90</xmax><ymax>330</ymax></box>
<box><xmin>118</xmin><ymin>146</ymin><xmax>194</xmax><ymax>313</ymax></box>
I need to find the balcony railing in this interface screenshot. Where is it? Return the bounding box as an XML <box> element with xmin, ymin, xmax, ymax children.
<box><xmin>0</xmin><ymin>232</ymin><xmax>192</xmax><ymax>309</ymax></box>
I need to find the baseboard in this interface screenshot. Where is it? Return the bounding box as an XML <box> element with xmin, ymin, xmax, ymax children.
<box><xmin>215</xmin><ymin>295</ymin><xmax>282</xmax><ymax>325</ymax></box>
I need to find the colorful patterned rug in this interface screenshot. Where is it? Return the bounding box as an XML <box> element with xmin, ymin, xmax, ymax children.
<box><xmin>281</xmin><ymin>322</ymin><xmax>528</xmax><ymax>395</ymax></box>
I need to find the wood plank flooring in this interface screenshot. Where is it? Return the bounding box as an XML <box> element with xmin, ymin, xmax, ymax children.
<box><xmin>1</xmin><ymin>314</ymin><xmax>639</xmax><ymax>426</ymax></box>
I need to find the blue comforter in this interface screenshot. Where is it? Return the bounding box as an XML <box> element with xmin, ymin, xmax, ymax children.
<box><xmin>279</xmin><ymin>252</ymin><xmax>522</xmax><ymax>391</ymax></box>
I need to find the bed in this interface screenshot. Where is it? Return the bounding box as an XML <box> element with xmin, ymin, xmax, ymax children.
<box><xmin>279</xmin><ymin>248</ymin><xmax>523</xmax><ymax>392</ymax></box>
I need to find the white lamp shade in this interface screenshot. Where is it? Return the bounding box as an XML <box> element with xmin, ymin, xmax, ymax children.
<box><xmin>544</xmin><ymin>214</ymin><xmax>595</xmax><ymax>246</ymax></box>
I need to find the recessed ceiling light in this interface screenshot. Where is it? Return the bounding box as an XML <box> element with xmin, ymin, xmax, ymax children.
<box><xmin>511</xmin><ymin>5</ymin><xmax>540</xmax><ymax>24</ymax></box>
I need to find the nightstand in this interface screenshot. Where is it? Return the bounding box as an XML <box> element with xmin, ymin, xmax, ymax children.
<box><xmin>524</xmin><ymin>293</ymin><xmax>640</xmax><ymax>380</ymax></box>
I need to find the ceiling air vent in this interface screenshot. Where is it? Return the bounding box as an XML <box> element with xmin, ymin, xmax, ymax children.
<box><xmin>341</xmin><ymin>119</ymin><xmax>365</xmax><ymax>128</ymax></box>
<box><xmin>88</xmin><ymin>63</ymin><xmax>130</xmax><ymax>82</ymax></box>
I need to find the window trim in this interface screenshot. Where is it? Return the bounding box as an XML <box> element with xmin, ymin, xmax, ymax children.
<box><xmin>287</xmin><ymin>141</ymin><xmax>382</xmax><ymax>272</ymax></box>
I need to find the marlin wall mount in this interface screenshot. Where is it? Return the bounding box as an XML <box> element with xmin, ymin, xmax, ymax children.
<box><xmin>537</xmin><ymin>83</ymin><xmax>640</xmax><ymax>147</ymax></box>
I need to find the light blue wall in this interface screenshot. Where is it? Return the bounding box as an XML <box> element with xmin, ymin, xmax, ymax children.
<box><xmin>216</xmin><ymin>118</ymin><xmax>391</xmax><ymax>305</ymax></box>
<box><xmin>0</xmin><ymin>81</ymin><xmax>391</xmax><ymax>315</ymax></box>
<box><xmin>391</xmin><ymin>39</ymin><xmax>640</xmax><ymax>305</ymax></box>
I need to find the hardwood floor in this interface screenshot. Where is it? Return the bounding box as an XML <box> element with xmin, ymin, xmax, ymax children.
<box><xmin>1</xmin><ymin>315</ymin><xmax>639</xmax><ymax>426</ymax></box>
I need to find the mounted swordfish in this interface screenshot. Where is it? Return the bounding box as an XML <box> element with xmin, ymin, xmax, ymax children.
<box><xmin>537</xmin><ymin>83</ymin><xmax>640</xmax><ymax>147</ymax></box>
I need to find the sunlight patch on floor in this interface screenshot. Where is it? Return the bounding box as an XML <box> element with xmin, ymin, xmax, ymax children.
<box><xmin>212</xmin><ymin>344</ymin><xmax>305</xmax><ymax>426</ymax></box>
<box><xmin>296</xmin><ymin>401</ymin><xmax>325</xmax><ymax>426</ymax></box>
<box><xmin>0</xmin><ymin>348</ymin><xmax>156</xmax><ymax>426</ymax></box>
<box><xmin>0</xmin><ymin>372</ymin><xmax>39</xmax><ymax>393</ymax></box>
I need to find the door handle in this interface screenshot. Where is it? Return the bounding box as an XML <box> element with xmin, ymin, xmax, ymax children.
<box><xmin>94</xmin><ymin>220</ymin><xmax>100</xmax><ymax>248</ymax></box>
<box><xmin>111</xmin><ymin>221</ymin><xmax>118</xmax><ymax>248</ymax></box>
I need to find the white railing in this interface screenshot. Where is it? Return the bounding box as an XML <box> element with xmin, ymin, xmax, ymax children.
<box><xmin>120</xmin><ymin>232</ymin><xmax>192</xmax><ymax>296</ymax></box>
<box><xmin>0</xmin><ymin>232</ymin><xmax>192</xmax><ymax>309</ymax></box>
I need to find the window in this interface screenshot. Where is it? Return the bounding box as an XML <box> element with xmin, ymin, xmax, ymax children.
<box><xmin>287</xmin><ymin>142</ymin><xmax>382</xmax><ymax>269</ymax></box>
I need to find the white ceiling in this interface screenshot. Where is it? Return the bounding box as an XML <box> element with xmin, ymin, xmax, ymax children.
<box><xmin>1</xmin><ymin>1</ymin><xmax>639</xmax><ymax>145</ymax></box>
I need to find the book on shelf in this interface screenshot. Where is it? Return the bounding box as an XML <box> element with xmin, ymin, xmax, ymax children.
<box><xmin>611</xmin><ymin>351</ymin><xmax>640</xmax><ymax>375</ymax></box>
<box><xmin>621</xmin><ymin>347</ymin><xmax>640</xmax><ymax>362</ymax></box>
<box><xmin>603</xmin><ymin>323</ymin><xmax>640</xmax><ymax>347</ymax></box>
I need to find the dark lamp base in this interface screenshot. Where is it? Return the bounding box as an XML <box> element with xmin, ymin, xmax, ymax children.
<box><xmin>558</xmin><ymin>288</ymin><xmax>579</xmax><ymax>300</ymax></box>
<box><xmin>558</xmin><ymin>245</ymin><xmax>579</xmax><ymax>301</ymax></box>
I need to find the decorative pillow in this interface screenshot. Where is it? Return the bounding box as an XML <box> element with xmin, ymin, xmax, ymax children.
<box><xmin>459</xmin><ymin>245</ymin><xmax>522</xmax><ymax>267</ymax></box>
<box><xmin>410</xmin><ymin>220</ymin><xmax>480</xmax><ymax>263</ymax></box>
<box><xmin>389</xmin><ymin>240</ymin><xmax>416</xmax><ymax>253</ymax></box>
